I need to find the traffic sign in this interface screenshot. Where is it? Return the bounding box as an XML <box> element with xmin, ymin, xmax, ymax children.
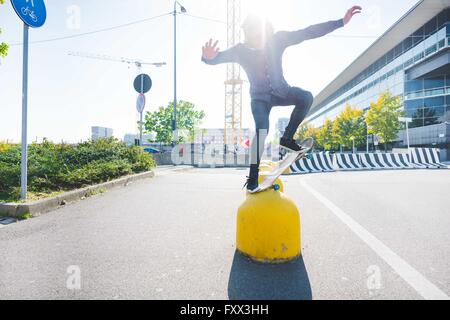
<box><xmin>136</xmin><ymin>93</ymin><xmax>146</xmax><ymax>113</ymax></box>
<box><xmin>399</xmin><ymin>117</ymin><xmax>413</xmax><ymax>123</ymax></box>
<box><xmin>134</xmin><ymin>74</ymin><xmax>152</xmax><ymax>94</ymax></box>
<box><xmin>11</xmin><ymin>0</ymin><xmax>47</xmax><ymax>28</ymax></box>
<box><xmin>11</xmin><ymin>0</ymin><xmax>47</xmax><ymax>199</ymax></box>
<box><xmin>373</xmin><ymin>135</ymin><xmax>379</xmax><ymax>146</ymax></box>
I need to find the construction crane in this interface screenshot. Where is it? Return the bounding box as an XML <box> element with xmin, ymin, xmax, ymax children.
<box><xmin>68</xmin><ymin>51</ymin><xmax>166</xmax><ymax>71</ymax></box>
<box><xmin>224</xmin><ymin>0</ymin><xmax>243</xmax><ymax>149</ymax></box>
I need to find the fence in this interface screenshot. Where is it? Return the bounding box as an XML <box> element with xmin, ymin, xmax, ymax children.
<box><xmin>289</xmin><ymin>148</ymin><xmax>447</xmax><ymax>175</ymax></box>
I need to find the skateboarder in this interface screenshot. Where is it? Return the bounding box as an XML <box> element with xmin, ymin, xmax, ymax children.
<box><xmin>202</xmin><ymin>6</ymin><xmax>361</xmax><ymax>191</ymax></box>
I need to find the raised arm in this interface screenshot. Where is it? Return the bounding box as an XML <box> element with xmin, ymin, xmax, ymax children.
<box><xmin>276</xmin><ymin>6</ymin><xmax>362</xmax><ymax>48</ymax></box>
<box><xmin>201</xmin><ymin>39</ymin><xmax>240</xmax><ymax>65</ymax></box>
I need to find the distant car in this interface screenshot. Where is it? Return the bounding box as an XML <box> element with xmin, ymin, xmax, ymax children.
<box><xmin>143</xmin><ymin>147</ymin><xmax>160</xmax><ymax>154</ymax></box>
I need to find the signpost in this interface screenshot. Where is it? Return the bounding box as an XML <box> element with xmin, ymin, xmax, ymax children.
<box><xmin>136</xmin><ymin>94</ymin><xmax>146</xmax><ymax>146</ymax></box>
<box><xmin>399</xmin><ymin>117</ymin><xmax>413</xmax><ymax>154</ymax></box>
<box><xmin>10</xmin><ymin>0</ymin><xmax>47</xmax><ymax>200</ymax></box>
<box><xmin>133</xmin><ymin>74</ymin><xmax>152</xmax><ymax>146</ymax></box>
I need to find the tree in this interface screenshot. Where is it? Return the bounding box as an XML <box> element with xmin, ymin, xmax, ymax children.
<box><xmin>316</xmin><ymin>118</ymin><xmax>338</xmax><ymax>151</ymax></box>
<box><xmin>294</xmin><ymin>122</ymin><xmax>315</xmax><ymax>142</ymax></box>
<box><xmin>333</xmin><ymin>104</ymin><xmax>366</xmax><ymax>151</ymax></box>
<box><xmin>144</xmin><ymin>100</ymin><xmax>205</xmax><ymax>144</ymax></box>
<box><xmin>0</xmin><ymin>0</ymin><xmax>8</xmax><ymax>60</ymax></box>
<box><xmin>295</xmin><ymin>122</ymin><xmax>321</xmax><ymax>150</ymax></box>
<box><xmin>305</xmin><ymin>126</ymin><xmax>320</xmax><ymax>150</ymax></box>
<box><xmin>366</xmin><ymin>91</ymin><xmax>404</xmax><ymax>151</ymax></box>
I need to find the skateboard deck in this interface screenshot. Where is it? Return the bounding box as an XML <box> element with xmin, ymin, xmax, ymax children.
<box><xmin>249</xmin><ymin>138</ymin><xmax>314</xmax><ymax>194</ymax></box>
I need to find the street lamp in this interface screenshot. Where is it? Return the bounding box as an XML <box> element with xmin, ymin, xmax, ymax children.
<box><xmin>366</xmin><ymin>122</ymin><xmax>369</xmax><ymax>153</ymax></box>
<box><xmin>173</xmin><ymin>1</ymin><xmax>187</xmax><ymax>146</ymax></box>
<box><xmin>350</xmin><ymin>136</ymin><xmax>355</xmax><ymax>154</ymax></box>
<box><xmin>399</xmin><ymin>117</ymin><xmax>413</xmax><ymax>154</ymax></box>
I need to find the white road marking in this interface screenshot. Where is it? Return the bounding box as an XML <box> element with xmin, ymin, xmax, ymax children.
<box><xmin>301</xmin><ymin>179</ymin><xmax>449</xmax><ymax>300</ymax></box>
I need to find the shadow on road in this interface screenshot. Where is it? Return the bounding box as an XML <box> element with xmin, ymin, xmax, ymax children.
<box><xmin>227</xmin><ymin>251</ymin><xmax>312</xmax><ymax>300</ymax></box>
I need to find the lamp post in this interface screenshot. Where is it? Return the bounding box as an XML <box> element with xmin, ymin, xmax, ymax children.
<box><xmin>350</xmin><ymin>136</ymin><xmax>355</xmax><ymax>154</ymax></box>
<box><xmin>399</xmin><ymin>117</ymin><xmax>413</xmax><ymax>154</ymax></box>
<box><xmin>173</xmin><ymin>1</ymin><xmax>187</xmax><ymax>145</ymax></box>
<box><xmin>366</xmin><ymin>122</ymin><xmax>369</xmax><ymax>153</ymax></box>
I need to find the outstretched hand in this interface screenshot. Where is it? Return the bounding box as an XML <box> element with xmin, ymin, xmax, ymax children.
<box><xmin>343</xmin><ymin>5</ymin><xmax>362</xmax><ymax>25</ymax></box>
<box><xmin>202</xmin><ymin>39</ymin><xmax>220</xmax><ymax>60</ymax></box>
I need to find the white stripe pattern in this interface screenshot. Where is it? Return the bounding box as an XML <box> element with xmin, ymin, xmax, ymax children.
<box><xmin>410</xmin><ymin>148</ymin><xmax>447</xmax><ymax>169</ymax></box>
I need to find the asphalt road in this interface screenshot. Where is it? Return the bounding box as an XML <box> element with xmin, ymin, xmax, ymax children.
<box><xmin>0</xmin><ymin>167</ymin><xmax>449</xmax><ymax>300</ymax></box>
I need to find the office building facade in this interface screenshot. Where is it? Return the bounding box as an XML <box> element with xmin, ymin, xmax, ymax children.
<box><xmin>307</xmin><ymin>0</ymin><xmax>450</xmax><ymax>159</ymax></box>
<box><xmin>91</xmin><ymin>126</ymin><xmax>113</xmax><ymax>141</ymax></box>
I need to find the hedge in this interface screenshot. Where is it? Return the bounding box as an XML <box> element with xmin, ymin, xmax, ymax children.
<box><xmin>0</xmin><ymin>138</ymin><xmax>156</xmax><ymax>200</ymax></box>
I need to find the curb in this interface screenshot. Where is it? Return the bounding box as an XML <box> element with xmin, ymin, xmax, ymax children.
<box><xmin>0</xmin><ymin>171</ymin><xmax>156</xmax><ymax>218</ymax></box>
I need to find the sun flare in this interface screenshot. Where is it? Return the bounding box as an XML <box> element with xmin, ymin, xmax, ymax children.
<box><xmin>242</xmin><ymin>0</ymin><xmax>288</xmax><ymax>27</ymax></box>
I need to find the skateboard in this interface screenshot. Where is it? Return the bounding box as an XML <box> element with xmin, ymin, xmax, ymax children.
<box><xmin>248</xmin><ymin>138</ymin><xmax>314</xmax><ymax>194</ymax></box>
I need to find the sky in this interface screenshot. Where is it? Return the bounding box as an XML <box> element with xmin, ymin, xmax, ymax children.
<box><xmin>0</xmin><ymin>0</ymin><xmax>418</xmax><ymax>143</ymax></box>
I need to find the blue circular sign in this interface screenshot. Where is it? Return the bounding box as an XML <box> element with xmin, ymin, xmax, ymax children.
<box><xmin>11</xmin><ymin>0</ymin><xmax>47</xmax><ymax>28</ymax></box>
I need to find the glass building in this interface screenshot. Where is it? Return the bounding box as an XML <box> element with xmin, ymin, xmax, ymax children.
<box><xmin>307</xmin><ymin>0</ymin><xmax>450</xmax><ymax>160</ymax></box>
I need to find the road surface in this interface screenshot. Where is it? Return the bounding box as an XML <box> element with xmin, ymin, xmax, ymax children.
<box><xmin>1</xmin><ymin>167</ymin><xmax>449</xmax><ymax>300</ymax></box>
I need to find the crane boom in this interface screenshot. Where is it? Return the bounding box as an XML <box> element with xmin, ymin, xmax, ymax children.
<box><xmin>68</xmin><ymin>51</ymin><xmax>166</xmax><ymax>69</ymax></box>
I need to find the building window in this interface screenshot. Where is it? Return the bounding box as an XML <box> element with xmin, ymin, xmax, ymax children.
<box><xmin>406</xmin><ymin>57</ymin><xmax>415</xmax><ymax>68</ymax></box>
<box><xmin>425</xmin><ymin>44</ymin><xmax>437</xmax><ymax>56</ymax></box>
<box><xmin>424</xmin><ymin>96</ymin><xmax>445</xmax><ymax>108</ymax></box>
<box><xmin>414</xmin><ymin>52</ymin><xmax>424</xmax><ymax>62</ymax></box>
<box><xmin>424</xmin><ymin>18</ymin><xmax>437</xmax><ymax>36</ymax></box>
<box><xmin>405</xmin><ymin>98</ymin><xmax>424</xmax><ymax>111</ymax></box>
<box><xmin>412</xmin><ymin>27</ymin><xmax>424</xmax><ymax>46</ymax></box>
<box><xmin>424</xmin><ymin>76</ymin><xmax>445</xmax><ymax>90</ymax></box>
<box><xmin>445</xmin><ymin>95</ymin><xmax>450</xmax><ymax>105</ymax></box>
<box><xmin>424</xmin><ymin>106</ymin><xmax>445</xmax><ymax>117</ymax></box>
<box><xmin>394</xmin><ymin>43</ymin><xmax>403</xmax><ymax>58</ymax></box>
<box><xmin>438</xmin><ymin>10</ymin><xmax>450</xmax><ymax>30</ymax></box>
<box><xmin>386</xmin><ymin>49</ymin><xmax>394</xmax><ymax>64</ymax></box>
<box><xmin>403</xmin><ymin>36</ymin><xmax>413</xmax><ymax>51</ymax></box>
<box><xmin>405</xmin><ymin>80</ymin><xmax>424</xmax><ymax>94</ymax></box>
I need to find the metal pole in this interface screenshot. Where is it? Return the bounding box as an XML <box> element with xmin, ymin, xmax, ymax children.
<box><xmin>366</xmin><ymin>123</ymin><xmax>369</xmax><ymax>153</ymax></box>
<box><xmin>139</xmin><ymin>112</ymin><xmax>143</xmax><ymax>146</ymax></box>
<box><xmin>406</xmin><ymin>121</ymin><xmax>410</xmax><ymax>153</ymax></box>
<box><xmin>173</xmin><ymin>2</ymin><xmax>178</xmax><ymax>145</ymax></box>
<box><xmin>20</xmin><ymin>24</ymin><xmax>29</xmax><ymax>200</ymax></box>
<box><xmin>140</xmin><ymin>75</ymin><xmax>144</xmax><ymax>147</ymax></box>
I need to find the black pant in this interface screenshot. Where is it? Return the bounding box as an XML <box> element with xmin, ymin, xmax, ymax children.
<box><xmin>249</xmin><ymin>87</ymin><xmax>314</xmax><ymax>174</ymax></box>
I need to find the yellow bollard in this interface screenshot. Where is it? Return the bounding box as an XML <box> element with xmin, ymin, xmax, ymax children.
<box><xmin>257</xmin><ymin>172</ymin><xmax>284</xmax><ymax>193</ymax></box>
<box><xmin>258</xmin><ymin>163</ymin><xmax>273</xmax><ymax>173</ymax></box>
<box><xmin>282</xmin><ymin>166</ymin><xmax>292</xmax><ymax>175</ymax></box>
<box><xmin>260</xmin><ymin>160</ymin><xmax>275</xmax><ymax>166</ymax></box>
<box><xmin>237</xmin><ymin>189</ymin><xmax>301</xmax><ymax>263</ymax></box>
<box><xmin>260</xmin><ymin>160</ymin><xmax>279</xmax><ymax>170</ymax></box>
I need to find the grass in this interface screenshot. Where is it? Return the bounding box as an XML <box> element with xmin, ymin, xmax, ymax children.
<box><xmin>0</xmin><ymin>187</ymin><xmax>108</xmax><ymax>204</ymax></box>
<box><xmin>18</xmin><ymin>213</ymin><xmax>33</xmax><ymax>220</ymax></box>
<box><xmin>84</xmin><ymin>187</ymin><xmax>107</xmax><ymax>198</ymax></box>
<box><xmin>0</xmin><ymin>190</ymin><xmax>65</xmax><ymax>204</ymax></box>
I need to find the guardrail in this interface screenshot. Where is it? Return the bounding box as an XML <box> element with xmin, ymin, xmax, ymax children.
<box><xmin>289</xmin><ymin>148</ymin><xmax>448</xmax><ymax>174</ymax></box>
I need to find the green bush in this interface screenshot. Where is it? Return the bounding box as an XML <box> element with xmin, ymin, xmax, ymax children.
<box><xmin>0</xmin><ymin>138</ymin><xmax>156</xmax><ymax>200</ymax></box>
<box><xmin>61</xmin><ymin>159</ymin><xmax>133</xmax><ymax>189</ymax></box>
